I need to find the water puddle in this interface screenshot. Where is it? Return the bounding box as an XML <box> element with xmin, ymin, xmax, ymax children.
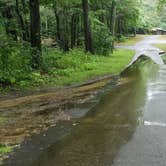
<box><xmin>144</xmin><ymin>121</ymin><xmax>166</xmax><ymax>127</ymax></box>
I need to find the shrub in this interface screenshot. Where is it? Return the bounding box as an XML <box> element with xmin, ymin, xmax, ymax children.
<box><xmin>0</xmin><ymin>35</ymin><xmax>32</xmax><ymax>85</ymax></box>
<box><xmin>92</xmin><ymin>19</ymin><xmax>113</xmax><ymax>55</ymax></box>
<box><xmin>42</xmin><ymin>48</ymin><xmax>63</xmax><ymax>72</ymax></box>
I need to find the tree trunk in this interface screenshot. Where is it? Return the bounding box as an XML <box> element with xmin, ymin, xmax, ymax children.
<box><xmin>82</xmin><ymin>0</ymin><xmax>94</xmax><ymax>53</ymax></box>
<box><xmin>71</xmin><ymin>14</ymin><xmax>77</xmax><ymax>48</ymax></box>
<box><xmin>29</xmin><ymin>0</ymin><xmax>41</xmax><ymax>69</ymax></box>
<box><xmin>21</xmin><ymin>0</ymin><xmax>30</xmax><ymax>41</ymax></box>
<box><xmin>110</xmin><ymin>0</ymin><xmax>116</xmax><ymax>49</ymax></box>
<box><xmin>54</xmin><ymin>10</ymin><xmax>69</xmax><ymax>51</ymax></box>
<box><xmin>133</xmin><ymin>27</ymin><xmax>136</xmax><ymax>37</ymax></box>
<box><xmin>55</xmin><ymin>11</ymin><xmax>61</xmax><ymax>42</ymax></box>
<box><xmin>15</xmin><ymin>0</ymin><xmax>27</xmax><ymax>41</ymax></box>
<box><xmin>117</xmin><ymin>17</ymin><xmax>122</xmax><ymax>38</ymax></box>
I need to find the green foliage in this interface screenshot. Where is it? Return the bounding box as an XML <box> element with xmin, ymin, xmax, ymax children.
<box><xmin>0</xmin><ymin>145</ymin><xmax>12</xmax><ymax>154</ymax></box>
<box><xmin>42</xmin><ymin>48</ymin><xmax>63</xmax><ymax>72</ymax></box>
<box><xmin>41</xmin><ymin>48</ymin><xmax>134</xmax><ymax>86</ymax></box>
<box><xmin>92</xmin><ymin>19</ymin><xmax>113</xmax><ymax>55</ymax></box>
<box><xmin>0</xmin><ymin>35</ymin><xmax>32</xmax><ymax>85</ymax></box>
<box><xmin>116</xmin><ymin>35</ymin><xmax>127</xmax><ymax>42</ymax></box>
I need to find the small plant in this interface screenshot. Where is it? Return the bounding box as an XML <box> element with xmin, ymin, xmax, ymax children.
<box><xmin>0</xmin><ymin>145</ymin><xmax>12</xmax><ymax>155</ymax></box>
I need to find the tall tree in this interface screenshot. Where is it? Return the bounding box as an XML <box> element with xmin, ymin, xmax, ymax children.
<box><xmin>110</xmin><ymin>0</ymin><xmax>116</xmax><ymax>49</ymax></box>
<box><xmin>15</xmin><ymin>0</ymin><xmax>27</xmax><ymax>41</ymax></box>
<box><xmin>82</xmin><ymin>0</ymin><xmax>94</xmax><ymax>53</ymax></box>
<box><xmin>29</xmin><ymin>0</ymin><xmax>41</xmax><ymax>69</ymax></box>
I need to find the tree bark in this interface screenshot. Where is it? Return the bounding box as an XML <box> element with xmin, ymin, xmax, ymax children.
<box><xmin>55</xmin><ymin>11</ymin><xmax>61</xmax><ymax>42</ymax></box>
<box><xmin>29</xmin><ymin>0</ymin><xmax>41</xmax><ymax>69</ymax></box>
<box><xmin>71</xmin><ymin>14</ymin><xmax>77</xmax><ymax>48</ymax></box>
<box><xmin>110</xmin><ymin>0</ymin><xmax>116</xmax><ymax>49</ymax></box>
<box><xmin>117</xmin><ymin>17</ymin><xmax>122</xmax><ymax>38</ymax></box>
<box><xmin>82</xmin><ymin>0</ymin><xmax>94</xmax><ymax>53</ymax></box>
<box><xmin>15</xmin><ymin>0</ymin><xmax>27</xmax><ymax>41</ymax></box>
<box><xmin>54</xmin><ymin>10</ymin><xmax>69</xmax><ymax>51</ymax></box>
<box><xmin>21</xmin><ymin>0</ymin><xmax>30</xmax><ymax>41</ymax></box>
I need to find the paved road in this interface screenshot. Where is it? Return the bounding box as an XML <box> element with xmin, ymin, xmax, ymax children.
<box><xmin>117</xmin><ymin>35</ymin><xmax>166</xmax><ymax>65</ymax></box>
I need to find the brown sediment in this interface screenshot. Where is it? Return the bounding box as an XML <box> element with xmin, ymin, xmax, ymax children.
<box><xmin>0</xmin><ymin>74</ymin><xmax>117</xmax><ymax>146</ymax></box>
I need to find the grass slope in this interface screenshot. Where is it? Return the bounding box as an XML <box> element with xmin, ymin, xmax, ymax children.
<box><xmin>0</xmin><ymin>48</ymin><xmax>135</xmax><ymax>91</ymax></box>
<box><xmin>154</xmin><ymin>44</ymin><xmax>166</xmax><ymax>51</ymax></box>
<box><xmin>54</xmin><ymin>49</ymin><xmax>134</xmax><ymax>85</ymax></box>
<box><xmin>116</xmin><ymin>35</ymin><xmax>145</xmax><ymax>46</ymax></box>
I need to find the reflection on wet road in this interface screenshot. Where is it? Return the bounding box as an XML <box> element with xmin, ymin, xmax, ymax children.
<box><xmin>113</xmin><ymin>64</ymin><xmax>166</xmax><ymax>166</ymax></box>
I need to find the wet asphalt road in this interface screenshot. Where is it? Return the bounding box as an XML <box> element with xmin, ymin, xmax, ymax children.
<box><xmin>113</xmin><ymin>65</ymin><xmax>166</xmax><ymax>166</ymax></box>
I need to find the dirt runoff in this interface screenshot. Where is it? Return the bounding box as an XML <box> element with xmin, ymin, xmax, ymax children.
<box><xmin>0</xmin><ymin>74</ymin><xmax>120</xmax><ymax>146</ymax></box>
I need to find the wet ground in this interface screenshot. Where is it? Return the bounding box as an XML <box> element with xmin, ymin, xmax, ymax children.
<box><xmin>1</xmin><ymin>35</ymin><xmax>166</xmax><ymax>166</ymax></box>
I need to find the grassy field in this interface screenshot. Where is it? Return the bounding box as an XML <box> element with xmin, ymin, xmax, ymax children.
<box><xmin>0</xmin><ymin>48</ymin><xmax>135</xmax><ymax>90</ymax></box>
<box><xmin>40</xmin><ymin>49</ymin><xmax>135</xmax><ymax>87</ymax></box>
<box><xmin>116</xmin><ymin>35</ymin><xmax>145</xmax><ymax>46</ymax></box>
<box><xmin>154</xmin><ymin>44</ymin><xmax>166</xmax><ymax>51</ymax></box>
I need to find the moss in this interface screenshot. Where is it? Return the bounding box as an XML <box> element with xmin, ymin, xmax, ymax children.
<box><xmin>0</xmin><ymin>145</ymin><xmax>12</xmax><ymax>155</ymax></box>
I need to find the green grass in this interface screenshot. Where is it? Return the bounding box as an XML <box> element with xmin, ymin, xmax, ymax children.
<box><xmin>154</xmin><ymin>44</ymin><xmax>166</xmax><ymax>51</ymax></box>
<box><xmin>0</xmin><ymin>145</ymin><xmax>12</xmax><ymax>155</ymax></box>
<box><xmin>116</xmin><ymin>35</ymin><xmax>145</xmax><ymax>46</ymax></box>
<box><xmin>41</xmin><ymin>48</ymin><xmax>135</xmax><ymax>86</ymax></box>
<box><xmin>0</xmin><ymin>48</ymin><xmax>135</xmax><ymax>90</ymax></box>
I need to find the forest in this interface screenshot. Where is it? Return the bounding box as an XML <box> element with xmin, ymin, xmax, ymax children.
<box><xmin>0</xmin><ymin>0</ymin><xmax>165</xmax><ymax>90</ymax></box>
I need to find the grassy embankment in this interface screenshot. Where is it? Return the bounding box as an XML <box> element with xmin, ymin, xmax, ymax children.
<box><xmin>44</xmin><ymin>49</ymin><xmax>135</xmax><ymax>86</ymax></box>
<box><xmin>154</xmin><ymin>35</ymin><xmax>166</xmax><ymax>51</ymax></box>
<box><xmin>0</xmin><ymin>48</ymin><xmax>135</xmax><ymax>91</ymax></box>
<box><xmin>116</xmin><ymin>35</ymin><xmax>145</xmax><ymax>46</ymax></box>
<box><xmin>155</xmin><ymin>44</ymin><xmax>166</xmax><ymax>51</ymax></box>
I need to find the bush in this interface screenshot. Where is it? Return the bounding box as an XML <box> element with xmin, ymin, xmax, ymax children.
<box><xmin>42</xmin><ymin>48</ymin><xmax>62</xmax><ymax>72</ymax></box>
<box><xmin>92</xmin><ymin>19</ymin><xmax>113</xmax><ymax>55</ymax></box>
<box><xmin>0</xmin><ymin>35</ymin><xmax>32</xmax><ymax>85</ymax></box>
<box><xmin>116</xmin><ymin>35</ymin><xmax>127</xmax><ymax>42</ymax></box>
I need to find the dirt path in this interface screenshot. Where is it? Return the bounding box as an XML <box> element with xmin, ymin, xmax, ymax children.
<box><xmin>0</xmin><ymin>74</ymin><xmax>120</xmax><ymax>146</ymax></box>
